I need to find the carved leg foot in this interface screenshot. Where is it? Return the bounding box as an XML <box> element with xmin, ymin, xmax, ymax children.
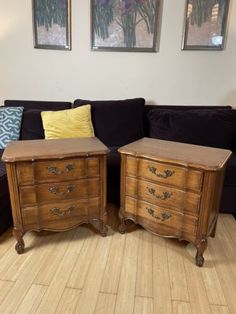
<box><xmin>195</xmin><ymin>254</ymin><xmax>204</xmax><ymax>267</ymax></box>
<box><xmin>99</xmin><ymin>221</ymin><xmax>108</xmax><ymax>237</ymax></box>
<box><xmin>13</xmin><ymin>229</ymin><xmax>25</xmax><ymax>254</ymax></box>
<box><xmin>118</xmin><ymin>220</ymin><xmax>127</xmax><ymax>234</ymax></box>
<box><xmin>195</xmin><ymin>238</ymin><xmax>207</xmax><ymax>267</ymax></box>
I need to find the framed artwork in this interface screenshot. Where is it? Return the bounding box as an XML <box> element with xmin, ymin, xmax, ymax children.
<box><xmin>182</xmin><ymin>0</ymin><xmax>230</xmax><ymax>50</ymax></box>
<box><xmin>32</xmin><ymin>0</ymin><xmax>71</xmax><ymax>50</ymax></box>
<box><xmin>91</xmin><ymin>0</ymin><xmax>163</xmax><ymax>52</ymax></box>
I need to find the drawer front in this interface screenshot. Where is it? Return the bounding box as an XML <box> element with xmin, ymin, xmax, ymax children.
<box><xmin>124</xmin><ymin>196</ymin><xmax>197</xmax><ymax>242</ymax></box>
<box><xmin>19</xmin><ymin>178</ymin><xmax>100</xmax><ymax>206</ymax></box>
<box><xmin>21</xmin><ymin>197</ymin><xmax>101</xmax><ymax>230</ymax></box>
<box><xmin>126</xmin><ymin>156</ymin><xmax>203</xmax><ymax>192</ymax></box>
<box><xmin>126</xmin><ymin>177</ymin><xmax>200</xmax><ymax>216</ymax></box>
<box><xmin>17</xmin><ymin>157</ymin><xmax>100</xmax><ymax>185</ymax></box>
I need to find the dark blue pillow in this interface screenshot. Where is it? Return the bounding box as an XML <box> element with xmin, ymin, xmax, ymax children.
<box><xmin>148</xmin><ymin>109</ymin><xmax>236</xmax><ymax>151</ymax></box>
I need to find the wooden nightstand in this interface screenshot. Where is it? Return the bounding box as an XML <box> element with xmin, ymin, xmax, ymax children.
<box><xmin>118</xmin><ymin>138</ymin><xmax>231</xmax><ymax>266</ymax></box>
<box><xmin>2</xmin><ymin>137</ymin><xmax>109</xmax><ymax>254</ymax></box>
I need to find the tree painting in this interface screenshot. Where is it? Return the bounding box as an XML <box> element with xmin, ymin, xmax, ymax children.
<box><xmin>183</xmin><ymin>0</ymin><xmax>229</xmax><ymax>50</ymax></box>
<box><xmin>92</xmin><ymin>0</ymin><xmax>161</xmax><ymax>51</ymax></box>
<box><xmin>33</xmin><ymin>0</ymin><xmax>71</xmax><ymax>50</ymax></box>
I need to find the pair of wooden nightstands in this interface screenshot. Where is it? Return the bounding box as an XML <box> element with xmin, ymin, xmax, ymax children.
<box><xmin>2</xmin><ymin>137</ymin><xmax>231</xmax><ymax>266</ymax></box>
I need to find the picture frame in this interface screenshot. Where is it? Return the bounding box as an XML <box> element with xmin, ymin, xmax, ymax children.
<box><xmin>32</xmin><ymin>0</ymin><xmax>71</xmax><ymax>50</ymax></box>
<box><xmin>91</xmin><ymin>0</ymin><xmax>163</xmax><ymax>52</ymax></box>
<box><xmin>182</xmin><ymin>0</ymin><xmax>230</xmax><ymax>50</ymax></box>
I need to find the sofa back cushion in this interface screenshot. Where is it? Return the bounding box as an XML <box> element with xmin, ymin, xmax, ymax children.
<box><xmin>4</xmin><ymin>100</ymin><xmax>72</xmax><ymax>140</ymax></box>
<box><xmin>147</xmin><ymin>109</ymin><xmax>236</xmax><ymax>151</ymax></box>
<box><xmin>144</xmin><ymin>105</ymin><xmax>232</xmax><ymax>137</ymax></box>
<box><xmin>73</xmin><ymin>98</ymin><xmax>145</xmax><ymax>147</ymax></box>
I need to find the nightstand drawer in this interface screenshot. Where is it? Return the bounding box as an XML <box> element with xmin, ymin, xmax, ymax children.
<box><xmin>19</xmin><ymin>178</ymin><xmax>100</xmax><ymax>206</ymax></box>
<box><xmin>16</xmin><ymin>157</ymin><xmax>100</xmax><ymax>185</ymax></box>
<box><xmin>125</xmin><ymin>196</ymin><xmax>197</xmax><ymax>242</ymax></box>
<box><xmin>126</xmin><ymin>156</ymin><xmax>203</xmax><ymax>192</ymax></box>
<box><xmin>21</xmin><ymin>197</ymin><xmax>101</xmax><ymax>230</ymax></box>
<box><xmin>126</xmin><ymin>176</ymin><xmax>200</xmax><ymax>216</ymax></box>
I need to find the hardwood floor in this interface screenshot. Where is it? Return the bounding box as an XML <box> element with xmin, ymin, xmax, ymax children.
<box><xmin>0</xmin><ymin>206</ymin><xmax>235</xmax><ymax>314</ymax></box>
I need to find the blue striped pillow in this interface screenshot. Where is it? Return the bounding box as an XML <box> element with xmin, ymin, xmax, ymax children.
<box><xmin>0</xmin><ymin>107</ymin><xmax>24</xmax><ymax>149</ymax></box>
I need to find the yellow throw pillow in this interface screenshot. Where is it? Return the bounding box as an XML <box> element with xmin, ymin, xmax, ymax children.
<box><xmin>41</xmin><ymin>105</ymin><xmax>94</xmax><ymax>139</ymax></box>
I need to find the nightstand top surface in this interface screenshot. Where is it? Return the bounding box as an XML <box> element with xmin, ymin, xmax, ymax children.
<box><xmin>119</xmin><ymin>138</ymin><xmax>232</xmax><ymax>171</ymax></box>
<box><xmin>2</xmin><ymin>137</ymin><xmax>109</xmax><ymax>162</ymax></box>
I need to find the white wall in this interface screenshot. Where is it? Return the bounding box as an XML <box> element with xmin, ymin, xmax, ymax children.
<box><xmin>0</xmin><ymin>0</ymin><xmax>236</xmax><ymax>106</ymax></box>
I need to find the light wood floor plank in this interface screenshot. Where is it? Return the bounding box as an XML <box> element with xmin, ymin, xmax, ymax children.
<box><xmin>136</xmin><ymin>230</ymin><xmax>153</xmax><ymax>298</ymax></box>
<box><xmin>55</xmin><ymin>287</ymin><xmax>81</xmax><ymax>314</ymax></box>
<box><xmin>0</xmin><ymin>280</ymin><xmax>14</xmax><ymax>305</ymax></box>
<box><xmin>67</xmin><ymin>230</ymin><xmax>99</xmax><ymax>289</ymax></box>
<box><xmin>134</xmin><ymin>296</ymin><xmax>153</xmax><ymax>314</ymax></box>
<box><xmin>0</xmin><ymin>230</ymin><xmax>14</xmax><ymax>259</ymax></box>
<box><xmin>221</xmin><ymin>214</ymin><xmax>236</xmax><ymax>246</ymax></box>
<box><xmin>114</xmin><ymin>230</ymin><xmax>140</xmax><ymax>314</ymax></box>
<box><xmin>0</xmin><ymin>232</ymin><xmax>39</xmax><ymax>281</ymax></box>
<box><xmin>0</xmin><ymin>213</ymin><xmax>235</xmax><ymax>314</ymax></box>
<box><xmin>34</xmin><ymin>230</ymin><xmax>77</xmax><ymax>286</ymax></box>
<box><xmin>210</xmin><ymin>305</ymin><xmax>231</xmax><ymax>314</ymax></box>
<box><xmin>152</xmin><ymin>236</ymin><xmax>172</xmax><ymax>314</ymax></box>
<box><xmin>199</xmin><ymin>247</ymin><xmax>227</xmax><ymax>306</ymax></box>
<box><xmin>36</xmin><ymin>228</ymin><xmax>88</xmax><ymax>314</ymax></box>
<box><xmin>172</xmin><ymin>301</ymin><xmax>192</xmax><ymax>314</ymax></box>
<box><xmin>0</xmin><ymin>230</ymin><xmax>71</xmax><ymax>314</ymax></box>
<box><xmin>95</xmin><ymin>293</ymin><xmax>116</xmax><ymax>314</ymax></box>
<box><xmin>167</xmin><ymin>239</ymin><xmax>189</xmax><ymax>301</ymax></box>
<box><xmin>75</xmin><ymin>235</ymin><xmax>112</xmax><ymax>314</ymax></box>
<box><xmin>184</xmin><ymin>244</ymin><xmax>211</xmax><ymax>314</ymax></box>
<box><xmin>208</xmin><ymin>227</ymin><xmax>236</xmax><ymax>314</ymax></box>
<box><xmin>16</xmin><ymin>284</ymin><xmax>47</xmax><ymax>314</ymax></box>
<box><xmin>100</xmin><ymin>231</ymin><xmax>126</xmax><ymax>294</ymax></box>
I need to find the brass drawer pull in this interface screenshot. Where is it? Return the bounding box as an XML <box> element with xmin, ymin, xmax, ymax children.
<box><xmin>147</xmin><ymin>187</ymin><xmax>172</xmax><ymax>200</ymax></box>
<box><xmin>47</xmin><ymin>164</ymin><xmax>75</xmax><ymax>175</ymax></box>
<box><xmin>148</xmin><ymin>166</ymin><xmax>175</xmax><ymax>179</ymax></box>
<box><xmin>51</xmin><ymin>205</ymin><xmax>75</xmax><ymax>217</ymax></box>
<box><xmin>49</xmin><ymin>185</ymin><xmax>74</xmax><ymax>196</ymax></box>
<box><xmin>146</xmin><ymin>208</ymin><xmax>171</xmax><ymax>221</ymax></box>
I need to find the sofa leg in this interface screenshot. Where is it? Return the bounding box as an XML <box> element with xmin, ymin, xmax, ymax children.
<box><xmin>13</xmin><ymin>228</ymin><xmax>25</xmax><ymax>254</ymax></box>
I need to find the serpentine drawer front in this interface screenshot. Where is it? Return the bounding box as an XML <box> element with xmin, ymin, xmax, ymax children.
<box><xmin>2</xmin><ymin>137</ymin><xmax>109</xmax><ymax>254</ymax></box>
<box><xmin>126</xmin><ymin>156</ymin><xmax>203</xmax><ymax>192</ymax></box>
<box><xmin>118</xmin><ymin>138</ymin><xmax>232</xmax><ymax>267</ymax></box>
<box><xmin>16</xmin><ymin>157</ymin><xmax>99</xmax><ymax>185</ymax></box>
<box><xmin>125</xmin><ymin>176</ymin><xmax>200</xmax><ymax>216</ymax></box>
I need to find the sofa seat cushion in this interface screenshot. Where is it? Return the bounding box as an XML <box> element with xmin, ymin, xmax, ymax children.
<box><xmin>224</xmin><ymin>154</ymin><xmax>236</xmax><ymax>186</ymax></box>
<box><xmin>0</xmin><ymin>193</ymin><xmax>12</xmax><ymax>235</ymax></box>
<box><xmin>0</xmin><ymin>150</ymin><xmax>8</xmax><ymax>198</ymax></box>
<box><xmin>107</xmin><ymin>146</ymin><xmax>120</xmax><ymax>166</ymax></box>
<box><xmin>73</xmin><ymin>98</ymin><xmax>145</xmax><ymax>147</ymax></box>
<box><xmin>148</xmin><ymin>109</ymin><xmax>236</xmax><ymax>151</ymax></box>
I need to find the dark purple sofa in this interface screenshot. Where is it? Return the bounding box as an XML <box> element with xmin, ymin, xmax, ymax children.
<box><xmin>0</xmin><ymin>99</ymin><xmax>235</xmax><ymax>235</ymax></box>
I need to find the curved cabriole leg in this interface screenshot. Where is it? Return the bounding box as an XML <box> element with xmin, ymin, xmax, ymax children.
<box><xmin>195</xmin><ymin>238</ymin><xmax>207</xmax><ymax>267</ymax></box>
<box><xmin>210</xmin><ymin>221</ymin><xmax>217</xmax><ymax>238</ymax></box>
<box><xmin>13</xmin><ymin>228</ymin><xmax>25</xmax><ymax>254</ymax></box>
<box><xmin>99</xmin><ymin>220</ymin><xmax>108</xmax><ymax>237</ymax></box>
